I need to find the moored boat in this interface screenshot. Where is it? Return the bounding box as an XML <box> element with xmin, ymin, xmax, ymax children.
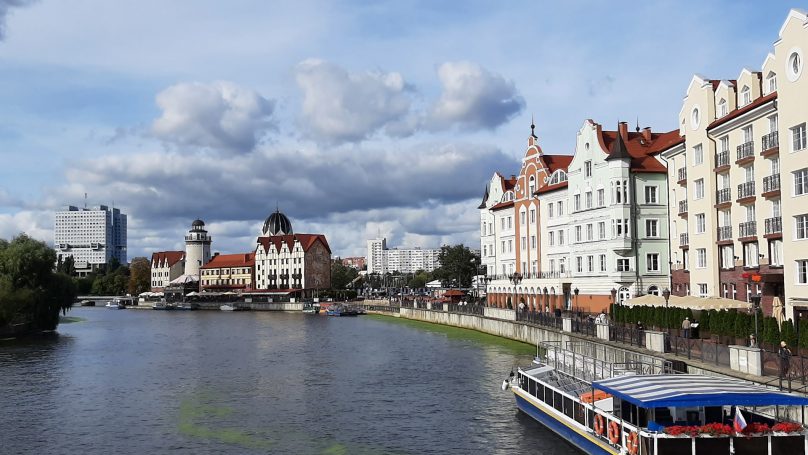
<box><xmin>504</xmin><ymin>341</ymin><xmax>808</xmax><ymax>455</ymax></box>
<box><xmin>326</xmin><ymin>304</ymin><xmax>360</xmax><ymax>317</ymax></box>
<box><xmin>79</xmin><ymin>300</ymin><xmax>95</xmax><ymax>307</ymax></box>
<box><xmin>105</xmin><ymin>301</ymin><xmax>126</xmax><ymax>309</ymax></box>
<box><xmin>220</xmin><ymin>304</ymin><xmax>236</xmax><ymax>311</ymax></box>
<box><xmin>302</xmin><ymin>302</ymin><xmax>320</xmax><ymax>314</ymax></box>
<box><xmin>153</xmin><ymin>302</ymin><xmax>176</xmax><ymax>310</ymax></box>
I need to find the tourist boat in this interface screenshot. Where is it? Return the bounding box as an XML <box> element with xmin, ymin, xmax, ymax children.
<box><xmin>302</xmin><ymin>302</ymin><xmax>320</xmax><ymax>314</ymax></box>
<box><xmin>176</xmin><ymin>303</ymin><xmax>199</xmax><ymax>311</ymax></box>
<box><xmin>503</xmin><ymin>341</ymin><xmax>808</xmax><ymax>455</ymax></box>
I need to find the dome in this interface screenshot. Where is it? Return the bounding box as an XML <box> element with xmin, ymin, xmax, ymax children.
<box><xmin>192</xmin><ymin>219</ymin><xmax>205</xmax><ymax>227</ymax></box>
<box><xmin>262</xmin><ymin>210</ymin><xmax>293</xmax><ymax>236</ymax></box>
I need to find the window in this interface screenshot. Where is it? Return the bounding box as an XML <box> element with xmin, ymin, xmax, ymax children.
<box><xmin>528</xmin><ymin>176</ymin><xmax>536</xmax><ymax>198</ymax></box>
<box><xmin>646</xmin><ymin>253</ymin><xmax>660</xmax><ymax>272</ymax></box>
<box><xmin>548</xmin><ymin>204</ymin><xmax>554</xmax><ymax>218</ymax></box>
<box><xmin>718</xmin><ymin>99</ymin><xmax>728</xmax><ymax>117</ymax></box>
<box><xmin>576</xmin><ymin>257</ymin><xmax>583</xmax><ymax>273</ymax></box>
<box><xmin>599</xmin><ymin>254</ymin><xmax>606</xmax><ymax>272</ymax></box>
<box><xmin>798</xmin><ymin>260</ymin><xmax>808</xmax><ymax>284</ymax></box>
<box><xmin>559</xmin><ymin>258</ymin><xmax>566</xmax><ymax>273</ymax></box>
<box><xmin>744</xmin><ymin>242</ymin><xmax>759</xmax><ymax>267</ymax></box>
<box><xmin>770</xmin><ymin>239</ymin><xmax>783</xmax><ymax>266</ymax></box>
<box><xmin>574</xmin><ymin>194</ymin><xmax>581</xmax><ymax>211</ymax></box>
<box><xmin>694</xmin><ymin>179</ymin><xmax>704</xmax><ymax>199</ymax></box>
<box><xmin>720</xmin><ymin>136</ymin><xmax>729</xmax><ymax>154</ymax></box>
<box><xmin>698</xmin><ymin>283</ymin><xmax>708</xmax><ymax>297</ymax></box>
<box><xmin>575</xmin><ymin>226</ymin><xmax>582</xmax><ymax>242</ymax></box>
<box><xmin>584</xmin><ymin>160</ymin><xmax>592</xmax><ymax>178</ymax></box>
<box><xmin>598</xmin><ymin>222</ymin><xmax>606</xmax><ymax>239</ymax></box>
<box><xmin>508</xmin><ymin>216</ymin><xmax>512</xmax><ymax>229</ymax></box>
<box><xmin>614</xmin><ymin>181</ymin><xmax>622</xmax><ymax>203</ymax></box>
<box><xmin>558</xmin><ymin>230</ymin><xmax>564</xmax><ymax>245</ymax></box>
<box><xmin>645</xmin><ymin>186</ymin><xmax>658</xmax><ymax>204</ymax></box>
<box><xmin>617</xmin><ymin>259</ymin><xmax>630</xmax><ymax>272</ymax></box>
<box><xmin>520</xmin><ymin>212</ymin><xmax>526</xmax><ymax>225</ymax></box>
<box><xmin>530</xmin><ymin>209</ymin><xmax>535</xmax><ymax>224</ymax></box>
<box><xmin>696</xmin><ymin>248</ymin><xmax>707</xmax><ymax>268</ymax></box>
<box><xmin>501</xmin><ymin>218</ymin><xmax>505</xmax><ymax>230</ymax></box>
<box><xmin>557</xmin><ymin>201</ymin><xmax>563</xmax><ymax>215</ymax></box>
<box><xmin>586</xmin><ymin>224</ymin><xmax>593</xmax><ymax>241</ymax></box>
<box><xmin>743</xmin><ymin>125</ymin><xmax>753</xmax><ymax>144</ymax></box>
<box><xmin>481</xmin><ymin>223</ymin><xmax>486</xmax><ymax>235</ymax></box>
<box><xmin>614</xmin><ymin>219</ymin><xmax>629</xmax><ymax>237</ymax></box>
<box><xmin>531</xmin><ymin>235</ymin><xmax>536</xmax><ymax>249</ymax></box>
<box><xmin>646</xmin><ymin>219</ymin><xmax>659</xmax><ymax>237</ymax></box>
<box><xmin>521</xmin><ymin>236</ymin><xmax>526</xmax><ymax>251</ymax></box>
<box><xmin>720</xmin><ymin>245</ymin><xmax>734</xmax><ymax>269</ymax></box>
<box><xmin>797</xmin><ymin>214</ymin><xmax>808</xmax><ymax>239</ymax></box>
<box><xmin>597</xmin><ymin>189</ymin><xmax>605</xmax><ymax>206</ymax></box>
<box><xmin>795</xmin><ymin>168</ymin><xmax>808</xmax><ymax>196</ymax></box>
<box><xmin>770</xmin><ymin>114</ymin><xmax>779</xmax><ymax>134</ymax></box>
<box><xmin>549</xmin><ymin>259</ymin><xmax>555</xmax><ymax>272</ymax></box>
<box><xmin>508</xmin><ymin>239</ymin><xmax>512</xmax><ymax>252</ymax></box>
<box><xmin>792</xmin><ymin>123</ymin><xmax>807</xmax><ymax>151</ymax></box>
<box><xmin>789</xmin><ymin>51</ymin><xmax>803</xmax><ymax>81</ymax></box>
<box><xmin>694</xmin><ymin>144</ymin><xmax>703</xmax><ymax>165</ymax></box>
<box><xmin>696</xmin><ymin>214</ymin><xmax>706</xmax><ymax>234</ymax></box>
<box><xmin>587</xmin><ymin>255</ymin><xmax>594</xmax><ymax>272</ymax></box>
<box><xmin>766</xmin><ymin>73</ymin><xmax>777</xmax><ymax>94</ymax></box>
<box><xmin>585</xmin><ymin>191</ymin><xmax>592</xmax><ymax>209</ymax></box>
<box><xmin>741</xmin><ymin>86</ymin><xmax>751</xmax><ymax>106</ymax></box>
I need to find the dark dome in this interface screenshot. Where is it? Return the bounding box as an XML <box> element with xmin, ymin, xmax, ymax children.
<box><xmin>191</xmin><ymin>219</ymin><xmax>205</xmax><ymax>228</ymax></box>
<box><xmin>262</xmin><ymin>210</ymin><xmax>293</xmax><ymax>236</ymax></box>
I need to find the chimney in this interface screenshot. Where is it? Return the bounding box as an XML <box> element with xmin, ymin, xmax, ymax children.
<box><xmin>511</xmin><ymin>174</ymin><xmax>516</xmax><ymax>181</ymax></box>
<box><xmin>213</xmin><ymin>252</ymin><xmax>220</xmax><ymax>257</ymax></box>
<box><xmin>642</xmin><ymin>127</ymin><xmax>652</xmax><ymax>143</ymax></box>
<box><xmin>618</xmin><ymin>122</ymin><xmax>629</xmax><ymax>141</ymax></box>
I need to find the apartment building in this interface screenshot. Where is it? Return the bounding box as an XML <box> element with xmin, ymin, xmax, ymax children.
<box><xmin>150</xmin><ymin>251</ymin><xmax>184</xmax><ymax>291</ymax></box>
<box><xmin>365</xmin><ymin>237</ymin><xmax>441</xmax><ymax>274</ymax></box>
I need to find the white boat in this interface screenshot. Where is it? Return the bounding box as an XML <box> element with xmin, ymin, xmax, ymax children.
<box><xmin>503</xmin><ymin>340</ymin><xmax>808</xmax><ymax>455</ymax></box>
<box><xmin>220</xmin><ymin>304</ymin><xmax>235</xmax><ymax>311</ymax></box>
<box><xmin>105</xmin><ymin>301</ymin><xmax>126</xmax><ymax>309</ymax></box>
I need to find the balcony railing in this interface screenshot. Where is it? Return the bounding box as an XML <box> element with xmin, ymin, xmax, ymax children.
<box><xmin>679</xmin><ymin>233</ymin><xmax>689</xmax><ymax>246</ymax></box>
<box><xmin>762</xmin><ymin>131</ymin><xmax>779</xmax><ymax>151</ymax></box>
<box><xmin>737</xmin><ymin>181</ymin><xmax>756</xmax><ymax>199</ymax></box>
<box><xmin>763</xmin><ymin>174</ymin><xmax>780</xmax><ymax>193</ymax></box>
<box><xmin>737</xmin><ymin>141</ymin><xmax>755</xmax><ymax>160</ymax></box>
<box><xmin>715</xmin><ymin>150</ymin><xmax>729</xmax><ymax>168</ymax></box>
<box><xmin>739</xmin><ymin>220</ymin><xmax>757</xmax><ymax>238</ymax></box>
<box><xmin>677</xmin><ymin>167</ymin><xmax>687</xmax><ymax>182</ymax></box>
<box><xmin>678</xmin><ymin>200</ymin><xmax>688</xmax><ymax>214</ymax></box>
<box><xmin>765</xmin><ymin>216</ymin><xmax>782</xmax><ymax>235</ymax></box>
<box><xmin>716</xmin><ymin>188</ymin><xmax>731</xmax><ymax>204</ymax></box>
<box><xmin>717</xmin><ymin>225</ymin><xmax>733</xmax><ymax>241</ymax></box>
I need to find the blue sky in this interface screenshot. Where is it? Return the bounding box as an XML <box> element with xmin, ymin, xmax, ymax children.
<box><xmin>0</xmin><ymin>0</ymin><xmax>801</xmax><ymax>259</ymax></box>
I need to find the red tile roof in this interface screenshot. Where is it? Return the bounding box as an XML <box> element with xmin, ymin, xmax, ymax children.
<box><xmin>707</xmin><ymin>92</ymin><xmax>777</xmax><ymax>130</ymax></box>
<box><xmin>599</xmin><ymin>129</ymin><xmax>682</xmax><ymax>173</ymax></box>
<box><xmin>151</xmin><ymin>251</ymin><xmax>184</xmax><ymax>267</ymax></box>
<box><xmin>490</xmin><ymin>200</ymin><xmax>515</xmax><ymax>211</ymax></box>
<box><xmin>536</xmin><ymin>181</ymin><xmax>568</xmax><ymax>194</ymax></box>
<box><xmin>256</xmin><ymin>234</ymin><xmax>331</xmax><ymax>255</ymax></box>
<box><xmin>542</xmin><ymin>154</ymin><xmax>574</xmax><ymax>173</ymax></box>
<box><xmin>201</xmin><ymin>252</ymin><xmax>255</xmax><ymax>269</ymax></box>
<box><xmin>497</xmin><ymin>172</ymin><xmax>517</xmax><ymax>191</ymax></box>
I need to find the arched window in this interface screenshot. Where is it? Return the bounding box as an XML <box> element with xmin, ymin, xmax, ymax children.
<box><xmin>547</xmin><ymin>170</ymin><xmax>567</xmax><ymax>185</ymax></box>
<box><xmin>766</xmin><ymin>71</ymin><xmax>777</xmax><ymax>94</ymax></box>
<box><xmin>740</xmin><ymin>86</ymin><xmax>751</xmax><ymax>106</ymax></box>
<box><xmin>618</xmin><ymin>287</ymin><xmax>631</xmax><ymax>304</ymax></box>
<box><xmin>648</xmin><ymin>285</ymin><xmax>659</xmax><ymax>296</ymax></box>
<box><xmin>528</xmin><ymin>175</ymin><xmax>536</xmax><ymax>198</ymax></box>
<box><xmin>718</xmin><ymin>98</ymin><xmax>727</xmax><ymax>117</ymax></box>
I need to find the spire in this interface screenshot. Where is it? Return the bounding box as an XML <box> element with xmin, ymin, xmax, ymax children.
<box><xmin>635</xmin><ymin>117</ymin><xmax>640</xmax><ymax>133</ymax></box>
<box><xmin>530</xmin><ymin>115</ymin><xmax>537</xmax><ymax>138</ymax></box>
<box><xmin>606</xmin><ymin>124</ymin><xmax>632</xmax><ymax>161</ymax></box>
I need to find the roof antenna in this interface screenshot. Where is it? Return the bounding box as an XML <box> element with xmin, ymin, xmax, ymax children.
<box><xmin>636</xmin><ymin>117</ymin><xmax>640</xmax><ymax>133</ymax></box>
<box><xmin>84</xmin><ymin>192</ymin><xmax>87</xmax><ymax>209</ymax></box>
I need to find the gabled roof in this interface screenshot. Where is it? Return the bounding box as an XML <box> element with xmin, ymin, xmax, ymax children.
<box><xmin>707</xmin><ymin>92</ymin><xmax>777</xmax><ymax>130</ymax></box>
<box><xmin>256</xmin><ymin>234</ymin><xmax>331</xmax><ymax>255</ymax></box>
<box><xmin>201</xmin><ymin>252</ymin><xmax>255</xmax><ymax>269</ymax></box>
<box><xmin>542</xmin><ymin>154</ymin><xmax>574</xmax><ymax>173</ymax></box>
<box><xmin>151</xmin><ymin>251</ymin><xmax>184</xmax><ymax>267</ymax></box>
<box><xmin>599</xmin><ymin>129</ymin><xmax>682</xmax><ymax>173</ymax></box>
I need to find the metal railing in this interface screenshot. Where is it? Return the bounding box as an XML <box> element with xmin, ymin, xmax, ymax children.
<box><xmin>763</xmin><ymin>174</ymin><xmax>781</xmax><ymax>193</ymax></box>
<box><xmin>517</xmin><ymin>310</ymin><xmax>563</xmax><ymax>329</ymax></box>
<box><xmin>762</xmin><ymin>131</ymin><xmax>779</xmax><ymax>151</ymax></box>
<box><xmin>737</xmin><ymin>141</ymin><xmax>755</xmax><ymax>160</ymax></box>
<box><xmin>765</xmin><ymin>216</ymin><xmax>782</xmax><ymax>234</ymax></box>
<box><xmin>678</xmin><ymin>200</ymin><xmax>688</xmax><ymax>214</ymax></box>
<box><xmin>738</xmin><ymin>181</ymin><xmax>756</xmax><ymax>199</ymax></box>
<box><xmin>740</xmin><ymin>220</ymin><xmax>757</xmax><ymax>237</ymax></box>
<box><xmin>447</xmin><ymin>303</ymin><xmax>484</xmax><ymax>315</ymax></box>
<box><xmin>717</xmin><ymin>225</ymin><xmax>733</xmax><ymax>241</ymax></box>
<box><xmin>677</xmin><ymin>167</ymin><xmax>687</xmax><ymax>182</ymax></box>
<box><xmin>716</xmin><ymin>187</ymin><xmax>731</xmax><ymax>204</ymax></box>
<box><xmin>715</xmin><ymin>150</ymin><xmax>730</xmax><ymax>167</ymax></box>
<box><xmin>679</xmin><ymin>233</ymin><xmax>689</xmax><ymax>246</ymax></box>
<box><xmin>486</xmin><ymin>271</ymin><xmax>572</xmax><ymax>281</ymax></box>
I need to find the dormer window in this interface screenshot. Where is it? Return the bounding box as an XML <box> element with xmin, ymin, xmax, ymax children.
<box><xmin>766</xmin><ymin>72</ymin><xmax>777</xmax><ymax>94</ymax></box>
<box><xmin>740</xmin><ymin>86</ymin><xmax>751</xmax><ymax>106</ymax></box>
<box><xmin>718</xmin><ymin>99</ymin><xmax>728</xmax><ymax>117</ymax></box>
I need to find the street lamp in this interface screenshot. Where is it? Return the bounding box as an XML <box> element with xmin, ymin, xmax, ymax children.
<box><xmin>662</xmin><ymin>288</ymin><xmax>671</xmax><ymax>308</ymax></box>
<box><xmin>751</xmin><ymin>293</ymin><xmax>761</xmax><ymax>347</ymax></box>
<box><xmin>573</xmin><ymin>287</ymin><xmax>579</xmax><ymax>313</ymax></box>
<box><xmin>509</xmin><ymin>272</ymin><xmax>522</xmax><ymax>310</ymax></box>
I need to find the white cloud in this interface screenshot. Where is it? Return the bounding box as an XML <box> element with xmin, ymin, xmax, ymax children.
<box><xmin>0</xmin><ymin>0</ymin><xmax>34</xmax><ymax>40</ymax></box>
<box><xmin>152</xmin><ymin>81</ymin><xmax>275</xmax><ymax>153</ymax></box>
<box><xmin>0</xmin><ymin>210</ymin><xmax>51</xmax><ymax>243</ymax></box>
<box><xmin>294</xmin><ymin>59</ymin><xmax>413</xmax><ymax>143</ymax></box>
<box><xmin>429</xmin><ymin>61</ymin><xmax>524</xmax><ymax>130</ymax></box>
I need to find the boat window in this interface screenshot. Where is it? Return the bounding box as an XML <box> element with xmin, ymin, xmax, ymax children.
<box><xmin>553</xmin><ymin>391</ymin><xmax>563</xmax><ymax>412</ymax></box>
<box><xmin>574</xmin><ymin>403</ymin><xmax>586</xmax><ymax>426</ymax></box>
<box><xmin>564</xmin><ymin>396</ymin><xmax>575</xmax><ymax>419</ymax></box>
<box><xmin>537</xmin><ymin>384</ymin><xmax>545</xmax><ymax>403</ymax></box>
<box><xmin>528</xmin><ymin>378</ymin><xmax>536</xmax><ymax>397</ymax></box>
<box><xmin>544</xmin><ymin>385</ymin><xmax>553</xmax><ymax>405</ymax></box>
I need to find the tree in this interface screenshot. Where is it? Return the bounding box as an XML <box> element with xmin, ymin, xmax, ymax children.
<box><xmin>128</xmin><ymin>257</ymin><xmax>151</xmax><ymax>295</ymax></box>
<box><xmin>432</xmin><ymin>244</ymin><xmax>480</xmax><ymax>288</ymax></box>
<box><xmin>781</xmin><ymin>319</ymin><xmax>797</xmax><ymax>347</ymax></box>
<box><xmin>331</xmin><ymin>261</ymin><xmax>359</xmax><ymax>290</ymax></box>
<box><xmin>56</xmin><ymin>255</ymin><xmax>76</xmax><ymax>276</ymax></box>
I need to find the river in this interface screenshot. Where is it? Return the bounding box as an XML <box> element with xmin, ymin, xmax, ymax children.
<box><xmin>0</xmin><ymin>307</ymin><xmax>580</xmax><ymax>454</ymax></box>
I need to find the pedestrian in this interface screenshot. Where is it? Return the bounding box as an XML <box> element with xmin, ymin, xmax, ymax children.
<box><xmin>779</xmin><ymin>341</ymin><xmax>792</xmax><ymax>378</ymax></box>
<box><xmin>749</xmin><ymin>334</ymin><xmax>757</xmax><ymax>348</ymax></box>
<box><xmin>518</xmin><ymin>301</ymin><xmax>525</xmax><ymax>313</ymax></box>
<box><xmin>636</xmin><ymin>321</ymin><xmax>645</xmax><ymax>345</ymax></box>
<box><xmin>682</xmin><ymin>317</ymin><xmax>691</xmax><ymax>339</ymax></box>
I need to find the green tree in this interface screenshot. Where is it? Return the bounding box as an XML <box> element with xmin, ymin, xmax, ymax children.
<box><xmin>432</xmin><ymin>245</ymin><xmax>480</xmax><ymax>288</ymax></box>
<box><xmin>700</xmin><ymin>310</ymin><xmax>711</xmax><ymax>333</ymax></box>
<box><xmin>331</xmin><ymin>261</ymin><xmax>359</xmax><ymax>291</ymax></box>
<box><xmin>762</xmin><ymin>317</ymin><xmax>781</xmax><ymax>346</ymax></box>
<box><xmin>128</xmin><ymin>257</ymin><xmax>151</xmax><ymax>295</ymax></box>
<box><xmin>781</xmin><ymin>319</ymin><xmax>798</xmax><ymax>347</ymax></box>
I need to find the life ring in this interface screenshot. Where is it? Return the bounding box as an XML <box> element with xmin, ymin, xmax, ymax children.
<box><xmin>594</xmin><ymin>414</ymin><xmax>605</xmax><ymax>435</ymax></box>
<box><xmin>626</xmin><ymin>431</ymin><xmax>639</xmax><ymax>455</ymax></box>
<box><xmin>608</xmin><ymin>421</ymin><xmax>620</xmax><ymax>444</ymax></box>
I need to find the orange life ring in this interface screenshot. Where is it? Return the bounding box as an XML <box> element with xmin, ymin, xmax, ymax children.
<box><xmin>608</xmin><ymin>421</ymin><xmax>620</xmax><ymax>444</ymax></box>
<box><xmin>626</xmin><ymin>431</ymin><xmax>640</xmax><ymax>455</ymax></box>
<box><xmin>594</xmin><ymin>414</ymin><xmax>605</xmax><ymax>435</ymax></box>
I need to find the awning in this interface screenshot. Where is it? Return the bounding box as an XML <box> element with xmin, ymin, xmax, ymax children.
<box><xmin>592</xmin><ymin>374</ymin><xmax>808</xmax><ymax>408</ymax></box>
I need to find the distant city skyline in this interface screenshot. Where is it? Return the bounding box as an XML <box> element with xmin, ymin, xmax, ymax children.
<box><xmin>0</xmin><ymin>1</ymin><xmax>799</xmax><ymax>259</ymax></box>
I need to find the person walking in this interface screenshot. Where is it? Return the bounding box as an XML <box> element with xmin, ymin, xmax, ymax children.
<box><xmin>779</xmin><ymin>341</ymin><xmax>792</xmax><ymax>378</ymax></box>
<box><xmin>682</xmin><ymin>317</ymin><xmax>691</xmax><ymax>339</ymax></box>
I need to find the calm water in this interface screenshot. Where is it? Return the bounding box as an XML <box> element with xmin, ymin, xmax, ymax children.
<box><xmin>0</xmin><ymin>307</ymin><xmax>579</xmax><ymax>455</ymax></box>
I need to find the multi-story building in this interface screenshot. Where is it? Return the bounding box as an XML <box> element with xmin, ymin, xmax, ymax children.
<box><xmin>482</xmin><ymin>121</ymin><xmax>678</xmax><ymax>313</ymax></box>
<box><xmin>150</xmin><ymin>251</ymin><xmax>184</xmax><ymax>291</ymax></box>
<box><xmin>478</xmin><ymin>173</ymin><xmax>516</xmax><ymax>276</ymax></box>
<box><xmin>54</xmin><ymin>205</ymin><xmax>127</xmax><ymax>276</ymax></box>
<box><xmin>253</xmin><ymin>209</ymin><xmax>331</xmax><ymax>295</ymax></box>
<box><xmin>664</xmin><ymin>9</ymin><xmax>808</xmax><ymax>319</ymax></box>
<box><xmin>200</xmin><ymin>252</ymin><xmax>255</xmax><ymax>291</ymax></box>
<box><xmin>365</xmin><ymin>238</ymin><xmax>441</xmax><ymax>274</ymax></box>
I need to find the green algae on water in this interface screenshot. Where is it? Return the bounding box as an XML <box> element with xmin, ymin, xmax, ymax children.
<box><xmin>59</xmin><ymin>316</ymin><xmax>85</xmax><ymax>324</ymax></box>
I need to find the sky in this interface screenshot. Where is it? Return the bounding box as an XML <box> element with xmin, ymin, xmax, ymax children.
<box><xmin>0</xmin><ymin>0</ymin><xmax>800</xmax><ymax>259</ymax></box>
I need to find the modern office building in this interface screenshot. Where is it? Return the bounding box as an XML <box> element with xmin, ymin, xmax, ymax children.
<box><xmin>54</xmin><ymin>205</ymin><xmax>127</xmax><ymax>276</ymax></box>
<box><xmin>366</xmin><ymin>237</ymin><xmax>441</xmax><ymax>274</ymax></box>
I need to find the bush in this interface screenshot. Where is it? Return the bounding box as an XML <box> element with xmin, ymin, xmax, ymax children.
<box><xmin>762</xmin><ymin>317</ymin><xmax>781</xmax><ymax>346</ymax></box>
<box><xmin>799</xmin><ymin>319</ymin><xmax>808</xmax><ymax>349</ymax></box>
<box><xmin>781</xmin><ymin>319</ymin><xmax>797</xmax><ymax>347</ymax></box>
<box><xmin>700</xmin><ymin>310</ymin><xmax>711</xmax><ymax>333</ymax></box>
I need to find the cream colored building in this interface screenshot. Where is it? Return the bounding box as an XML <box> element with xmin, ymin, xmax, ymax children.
<box><xmin>200</xmin><ymin>253</ymin><xmax>255</xmax><ymax>291</ymax></box>
<box><xmin>150</xmin><ymin>251</ymin><xmax>185</xmax><ymax>291</ymax></box>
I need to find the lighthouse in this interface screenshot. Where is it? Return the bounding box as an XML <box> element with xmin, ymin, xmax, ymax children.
<box><xmin>184</xmin><ymin>219</ymin><xmax>212</xmax><ymax>277</ymax></box>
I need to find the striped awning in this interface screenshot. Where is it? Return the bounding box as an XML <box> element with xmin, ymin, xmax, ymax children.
<box><xmin>592</xmin><ymin>374</ymin><xmax>808</xmax><ymax>408</ymax></box>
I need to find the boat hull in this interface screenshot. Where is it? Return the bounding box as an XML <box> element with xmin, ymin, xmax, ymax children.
<box><xmin>513</xmin><ymin>389</ymin><xmax>617</xmax><ymax>455</ymax></box>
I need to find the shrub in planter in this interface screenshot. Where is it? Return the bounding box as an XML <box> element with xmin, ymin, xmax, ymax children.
<box><xmin>771</xmin><ymin>422</ymin><xmax>802</xmax><ymax>433</ymax></box>
<box><xmin>741</xmin><ymin>422</ymin><xmax>770</xmax><ymax>435</ymax></box>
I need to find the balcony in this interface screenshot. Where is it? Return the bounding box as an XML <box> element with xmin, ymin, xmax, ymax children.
<box><xmin>717</xmin><ymin>226</ymin><xmax>733</xmax><ymax>241</ymax></box>
<box><xmin>715</xmin><ymin>150</ymin><xmax>730</xmax><ymax>169</ymax></box>
<box><xmin>677</xmin><ymin>167</ymin><xmax>687</xmax><ymax>184</ymax></box>
<box><xmin>679</xmin><ymin>233</ymin><xmax>689</xmax><ymax>247</ymax></box>
<box><xmin>739</xmin><ymin>221</ymin><xmax>757</xmax><ymax>238</ymax></box>
<box><xmin>736</xmin><ymin>141</ymin><xmax>755</xmax><ymax>163</ymax></box>
<box><xmin>765</xmin><ymin>216</ymin><xmax>782</xmax><ymax>235</ymax></box>
<box><xmin>762</xmin><ymin>174</ymin><xmax>780</xmax><ymax>197</ymax></box>
<box><xmin>716</xmin><ymin>188</ymin><xmax>731</xmax><ymax>205</ymax></box>
<box><xmin>678</xmin><ymin>199</ymin><xmax>688</xmax><ymax>216</ymax></box>
<box><xmin>762</xmin><ymin>131</ymin><xmax>779</xmax><ymax>155</ymax></box>
<box><xmin>737</xmin><ymin>181</ymin><xmax>756</xmax><ymax>202</ymax></box>
<box><xmin>610</xmin><ymin>236</ymin><xmax>633</xmax><ymax>251</ymax></box>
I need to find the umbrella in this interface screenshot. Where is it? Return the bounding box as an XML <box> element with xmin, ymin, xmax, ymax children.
<box><xmin>772</xmin><ymin>296</ymin><xmax>784</xmax><ymax>327</ymax></box>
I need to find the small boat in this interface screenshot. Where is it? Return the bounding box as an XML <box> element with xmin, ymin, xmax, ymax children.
<box><xmin>220</xmin><ymin>304</ymin><xmax>236</xmax><ymax>311</ymax></box>
<box><xmin>176</xmin><ymin>303</ymin><xmax>199</xmax><ymax>311</ymax></box>
<box><xmin>79</xmin><ymin>300</ymin><xmax>95</xmax><ymax>307</ymax></box>
<box><xmin>105</xmin><ymin>301</ymin><xmax>126</xmax><ymax>309</ymax></box>
<box><xmin>302</xmin><ymin>302</ymin><xmax>320</xmax><ymax>314</ymax></box>
<box><xmin>153</xmin><ymin>302</ymin><xmax>176</xmax><ymax>310</ymax></box>
<box><xmin>326</xmin><ymin>305</ymin><xmax>360</xmax><ymax>317</ymax></box>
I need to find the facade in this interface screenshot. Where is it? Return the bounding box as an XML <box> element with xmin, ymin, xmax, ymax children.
<box><xmin>150</xmin><ymin>251</ymin><xmax>184</xmax><ymax>291</ymax></box>
<box><xmin>54</xmin><ymin>205</ymin><xmax>127</xmax><ymax>276</ymax></box>
<box><xmin>365</xmin><ymin>237</ymin><xmax>441</xmax><ymax>274</ymax></box>
<box><xmin>478</xmin><ymin>173</ymin><xmax>516</xmax><ymax>276</ymax></box>
<box><xmin>341</xmin><ymin>256</ymin><xmax>366</xmax><ymax>270</ymax></box>
<box><xmin>184</xmin><ymin>219</ymin><xmax>212</xmax><ymax>277</ymax></box>
<box><xmin>200</xmin><ymin>252</ymin><xmax>255</xmax><ymax>291</ymax></box>
<box><xmin>664</xmin><ymin>9</ymin><xmax>808</xmax><ymax>319</ymax></box>
<box><xmin>253</xmin><ymin>210</ymin><xmax>331</xmax><ymax>295</ymax></box>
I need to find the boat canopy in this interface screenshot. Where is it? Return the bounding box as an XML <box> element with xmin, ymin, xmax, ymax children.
<box><xmin>592</xmin><ymin>374</ymin><xmax>808</xmax><ymax>408</ymax></box>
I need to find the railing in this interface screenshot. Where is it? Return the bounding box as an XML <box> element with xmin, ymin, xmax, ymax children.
<box><xmin>763</xmin><ymin>174</ymin><xmax>781</xmax><ymax>192</ymax></box>
<box><xmin>679</xmin><ymin>233</ymin><xmax>689</xmax><ymax>246</ymax></box>
<box><xmin>762</xmin><ymin>131</ymin><xmax>779</xmax><ymax>151</ymax></box>
<box><xmin>766</xmin><ymin>216</ymin><xmax>782</xmax><ymax>234</ymax></box>
<box><xmin>740</xmin><ymin>220</ymin><xmax>757</xmax><ymax>237</ymax></box>
<box><xmin>610</xmin><ymin>325</ymin><xmax>647</xmax><ymax>348</ymax></box>
<box><xmin>677</xmin><ymin>167</ymin><xmax>687</xmax><ymax>182</ymax></box>
<box><xmin>486</xmin><ymin>271</ymin><xmax>573</xmax><ymax>281</ymax></box>
<box><xmin>447</xmin><ymin>303</ymin><xmax>484</xmax><ymax>315</ymax></box>
<box><xmin>678</xmin><ymin>200</ymin><xmax>688</xmax><ymax>214</ymax></box>
<box><xmin>737</xmin><ymin>141</ymin><xmax>755</xmax><ymax>160</ymax></box>
<box><xmin>715</xmin><ymin>150</ymin><xmax>730</xmax><ymax>167</ymax></box>
<box><xmin>716</xmin><ymin>187</ymin><xmax>731</xmax><ymax>204</ymax></box>
<box><xmin>517</xmin><ymin>310</ymin><xmax>563</xmax><ymax>329</ymax></box>
<box><xmin>717</xmin><ymin>225</ymin><xmax>733</xmax><ymax>241</ymax></box>
<box><xmin>738</xmin><ymin>181</ymin><xmax>756</xmax><ymax>199</ymax></box>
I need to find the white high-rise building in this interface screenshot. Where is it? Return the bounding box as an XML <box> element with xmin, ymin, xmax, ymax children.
<box><xmin>366</xmin><ymin>237</ymin><xmax>441</xmax><ymax>274</ymax></box>
<box><xmin>54</xmin><ymin>205</ymin><xmax>127</xmax><ymax>276</ymax></box>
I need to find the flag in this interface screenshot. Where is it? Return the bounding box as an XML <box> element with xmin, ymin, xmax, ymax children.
<box><xmin>733</xmin><ymin>407</ymin><xmax>747</xmax><ymax>432</ymax></box>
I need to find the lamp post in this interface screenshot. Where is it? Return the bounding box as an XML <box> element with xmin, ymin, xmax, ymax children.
<box><xmin>662</xmin><ymin>288</ymin><xmax>671</xmax><ymax>308</ymax></box>
<box><xmin>751</xmin><ymin>293</ymin><xmax>761</xmax><ymax>347</ymax></box>
<box><xmin>543</xmin><ymin>287</ymin><xmax>549</xmax><ymax>313</ymax></box>
<box><xmin>573</xmin><ymin>287</ymin><xmax>579</xmax><ymax>314</ymax></box>
<box><xmin>509</xmin><ymin>272</ymin><xmax>522</xmax><ymax>310</ymax></box>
